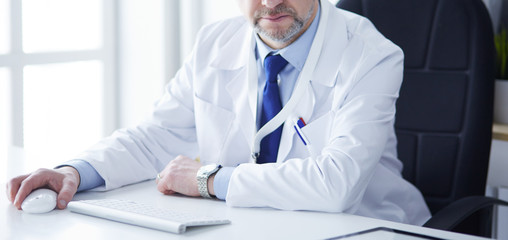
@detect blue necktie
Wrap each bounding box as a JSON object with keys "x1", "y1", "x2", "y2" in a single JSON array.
[{"x1": 258, "y1": 54, "x2": 288, "y2": 164}]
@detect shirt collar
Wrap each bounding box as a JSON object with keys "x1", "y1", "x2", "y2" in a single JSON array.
[{"x1": 255, "y1": 3, "x2": 321, "y2": 71}]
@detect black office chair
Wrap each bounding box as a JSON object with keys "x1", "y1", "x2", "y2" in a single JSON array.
[{"x1": 336, "y1": 0, "x2": 508, "y2": 237}]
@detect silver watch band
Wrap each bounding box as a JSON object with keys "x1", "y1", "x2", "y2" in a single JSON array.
[{"x1": 197, "y1": 164, "x2": 221, "y2": 198}]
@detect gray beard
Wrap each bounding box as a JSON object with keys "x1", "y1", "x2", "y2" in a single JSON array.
[{"x1": 254, "y1": 3, "x2": 315, "y2": 44}]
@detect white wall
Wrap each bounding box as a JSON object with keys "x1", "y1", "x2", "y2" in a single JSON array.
[
  {"x1": 487, "y1": 139, "x2": 508, "y2": 239},
  {"x1": 488, "y1": 140, "x2": 508, "y2": 189}
]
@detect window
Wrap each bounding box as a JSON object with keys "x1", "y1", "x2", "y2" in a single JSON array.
[
  {"x1": 1, "y1": 0, "x2": 115, "y2": 169},
  {"x1": 0, "y1": 0, "x2": 9, "y2": 54},
  {"x1": 0, "y1": 68, "x2": 9, "y2": 163},
  {"x1": 23, "y1": 61, "x2": 104, "y2": 164},
  {"x1": 22, "y1": 0, "x2": 103, "y2": 53}
]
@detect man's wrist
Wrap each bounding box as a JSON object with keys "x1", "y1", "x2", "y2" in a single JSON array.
[
  {"x1": 207, "y1": 172, "x2": 217, "y2": 197},
  {"x1": 56, "y1": 160, "x2": 105, "y2": 192},
  {"x1": 57, "y1": 166, "x2": 81, "y2": 187}
]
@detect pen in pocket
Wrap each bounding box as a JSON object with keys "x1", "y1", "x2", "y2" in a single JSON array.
[{"x1": 293, "y1": 117, "x2": 317, "y2": 158}]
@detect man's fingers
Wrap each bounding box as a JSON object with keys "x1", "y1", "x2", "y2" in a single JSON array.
[
  {"x1": 56, "y1": 181, "x2": 77, "y2": 209},
  {"x1": 6, "y1": 174, "x2": 28, "y2": 203},
  {"x1": 13, "y1": 174, "x2": 46, "y2": 209},
  {"x1": 53, "y1": 166, "x2": 80, "y2": 209},
  {"x1": 156, "y1": 156, "x2": 202, "y2": 197},
  {"x1": 164, "y1": 190, "x2": 176, "y2": 195},
  {"x1": 156, "y1": 178, "x2": 168, "y2": 194},
  {"x1": 156, "y1": 175, "x2": 176, "y2": 195}
]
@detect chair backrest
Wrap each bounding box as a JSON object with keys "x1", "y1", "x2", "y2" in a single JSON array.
[{"x1": 337, "y1": 0, "x2": 495, "y2": 214}]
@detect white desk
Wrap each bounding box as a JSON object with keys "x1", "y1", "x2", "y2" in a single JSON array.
[
  {"x1": 2, "y1": 182, "x2": 492, "y2": 239},
  {"x1": 1, "y1": 147, "x2": 490, "y2": 240}
]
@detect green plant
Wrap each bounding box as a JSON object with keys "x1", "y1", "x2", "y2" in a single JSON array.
[{"x1": 495, "y1": 29, "x2": 508, "y2": 79}]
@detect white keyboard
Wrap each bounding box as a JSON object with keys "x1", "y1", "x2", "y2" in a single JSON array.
[{"x1": 67, "y1": 199, "x2": 231, "y2": 234}]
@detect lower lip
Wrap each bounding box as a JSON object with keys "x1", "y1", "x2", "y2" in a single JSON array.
[{"x1": 261, "y1": 15, "x2": 290, "y2": 23}]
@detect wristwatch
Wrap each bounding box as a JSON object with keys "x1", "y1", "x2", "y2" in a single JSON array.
[{"x1": 196, "y1": 164, "x2": 222, "y2": 198}]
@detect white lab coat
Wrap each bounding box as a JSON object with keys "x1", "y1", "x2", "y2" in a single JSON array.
[{"x1": 76, "y1": 0, "x2": 431, "y2": 225}]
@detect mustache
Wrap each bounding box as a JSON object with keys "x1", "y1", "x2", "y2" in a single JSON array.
[{"x1": 253, "y1": 4, "x2": 297, "y2": 20}]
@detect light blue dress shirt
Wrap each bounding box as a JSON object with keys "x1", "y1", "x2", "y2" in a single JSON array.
[
  {"x1": 56, "y1": 159, "x2": 104, "y2": 192},
  {"x1": 64, "y1": 5, "x2": 321, "y2": 198}
]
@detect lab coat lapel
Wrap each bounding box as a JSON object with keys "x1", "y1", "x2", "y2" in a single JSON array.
[
  {"x1": 277, "y1": 0, "x2": 348, "y2": 162},
  {"x1": 311, "y1": 0, "x2": 348, "y2": 88},
  {"x1": 225, "y1": 67, "x2": 256, "y2": 154},
  {"x1": 210, "y1": 25, "x2": 258, "y2": 153}
]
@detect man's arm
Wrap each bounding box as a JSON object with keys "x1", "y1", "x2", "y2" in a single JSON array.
[{"x1": 56, "y1": 160, "x2": 105, "y2": 192}]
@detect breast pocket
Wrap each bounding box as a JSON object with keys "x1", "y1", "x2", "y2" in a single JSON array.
[
  {"x1": 299, "y1": 112, "x2": 334, "y2": 157},
  {"x1": 194, "y1": 94, "x2": 235, "y2": 164}
]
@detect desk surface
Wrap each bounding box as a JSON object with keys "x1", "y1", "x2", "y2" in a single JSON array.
[{"x1": 1, "y1": 180, "x2": 489, "y2": 240}]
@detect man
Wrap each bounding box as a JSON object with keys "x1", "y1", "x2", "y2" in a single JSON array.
[{"x1": 7, "y1": 0, "x2": 431, "y2": 225}]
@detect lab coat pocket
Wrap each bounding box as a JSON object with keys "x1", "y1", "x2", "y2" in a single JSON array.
[
  {"x1": 299, "y1": 112, "x2": 334, "y2": 156},
  {"x1": 194, "y1": 94, "x2": 235, "y2": 164}
]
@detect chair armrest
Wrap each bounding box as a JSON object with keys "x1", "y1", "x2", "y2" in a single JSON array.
[{"x1": 423, "y1": 196, "x2": 508, "y2": 231}]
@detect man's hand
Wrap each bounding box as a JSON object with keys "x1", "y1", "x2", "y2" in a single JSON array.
[
  {"x1": 156, "y1": 155, "x2": 211, "y2": 197},
  {"x1": 6, "y1": 167, "x2": 80, "y2": 210}
]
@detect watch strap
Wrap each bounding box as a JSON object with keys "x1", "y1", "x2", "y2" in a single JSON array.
[{"x1": 197, "y1": 164, "x2": 221, "y2": 198}]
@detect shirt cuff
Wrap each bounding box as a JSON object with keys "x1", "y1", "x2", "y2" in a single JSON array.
[
  {"x1": 213, "y1": 166, "x2": 235, "y2": 200},
  {"x1": 56, "y1": 159, "x2": 105, "y2": 192}
]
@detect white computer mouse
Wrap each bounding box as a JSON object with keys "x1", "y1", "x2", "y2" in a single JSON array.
[{"x1": 21, "y1": 188, "x2": 58, "y2": 214}]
